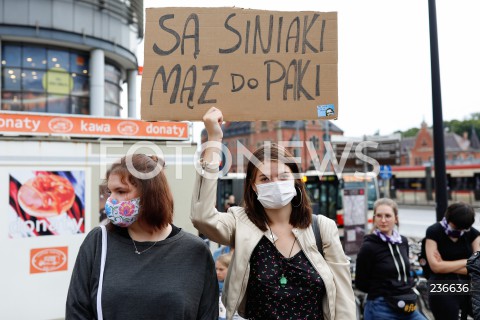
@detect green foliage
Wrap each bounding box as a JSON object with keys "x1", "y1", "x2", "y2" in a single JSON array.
[
  {"x1": 396, "y1": 113, "x2": 480, "y2": 139},
  {"x1": 444, "y1": 114, "x2": 480, "y2": 139},
  {"x1": 395, "y1": 127, "x2": 420, "y2": 138}
]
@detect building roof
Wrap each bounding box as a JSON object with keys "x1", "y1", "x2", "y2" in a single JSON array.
[
  {"x1": 401, "y1": 137, "x2": 416, "y2": 152},
  {"x1": 471, "y1": 127, "x2": 480, "y2": 150},
  {"x1": 444, "y1": 131, "x2": 471, "y2": 152},
  {"x1": 327, "y1": 121, "x2": 344, "y2": 133},
  {"x1": 402, "y1": 127, "x2": 480, "y2": 153}
]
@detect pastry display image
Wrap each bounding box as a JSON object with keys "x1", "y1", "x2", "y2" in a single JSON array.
[{"x1": 17, "y1": 173, "x2": 76, "y2": 218}]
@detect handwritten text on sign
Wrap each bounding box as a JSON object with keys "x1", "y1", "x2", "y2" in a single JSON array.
[{"x1": 142, "y1": 7, "x2": 337, "y2": 121}]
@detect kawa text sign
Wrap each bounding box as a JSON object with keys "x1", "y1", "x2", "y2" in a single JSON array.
[{"x1": 142, "y1": 7, "x2": 338, "y2": 121}]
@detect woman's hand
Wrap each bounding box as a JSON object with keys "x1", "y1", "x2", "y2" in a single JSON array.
[{"x1": 203, "y1": 107, "x2": 223, "y2": 142}]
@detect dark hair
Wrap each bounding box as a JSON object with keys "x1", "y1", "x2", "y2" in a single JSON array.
[
  {"x1": 445, "y1": 202, "x2": 475, "y2": 230},
  {"x1": 243, "y1": 143, "x2": 312, "y2": 231},
  {"x1": 106, "y1": 154, "x2": 173, "y2": 229}
]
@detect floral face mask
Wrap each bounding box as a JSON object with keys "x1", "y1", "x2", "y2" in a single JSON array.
[{"x1": 105, "y1": 197, "x2": 140, "y2": 227}]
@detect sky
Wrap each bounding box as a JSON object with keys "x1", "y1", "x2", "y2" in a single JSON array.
[{"x1": 133, "y1": 0, "x2": 480, "y2": 141}]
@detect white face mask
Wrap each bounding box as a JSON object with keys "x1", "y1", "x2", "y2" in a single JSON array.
[{"x1": 255, "y1": 180, "x2": 297, "y2": 209}]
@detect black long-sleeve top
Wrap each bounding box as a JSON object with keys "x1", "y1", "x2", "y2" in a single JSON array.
[
  {"x1": 66, "y1": 225, "x2": 218, "y2": 319},
  {"x1": 355, "y1": 234, "x2": 415, "y2": 299}
]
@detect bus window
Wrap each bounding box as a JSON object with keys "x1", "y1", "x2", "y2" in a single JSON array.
[
  {"x1": 305, "y1": 173, "x2": 341, "y2": 223},
  {"x1": 217, "y1": 173, "x2": 246, "y2": 211}
]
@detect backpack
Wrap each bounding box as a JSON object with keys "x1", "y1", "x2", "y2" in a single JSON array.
[
  {"x1": 417, "y1": 237, "x2": 432, "y2": 279},
  {"x1": 312, "y1": 214, "x2": 324, "y2": 257}
]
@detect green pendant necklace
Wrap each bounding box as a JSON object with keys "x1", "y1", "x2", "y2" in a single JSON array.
[{"x1": 267, "y1": 224, "x2": 297, "y2": 288}]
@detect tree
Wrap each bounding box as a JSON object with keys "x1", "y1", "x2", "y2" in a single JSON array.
[
  {"x1": 395, "y1": 127, "x2": 420, "y2": 138},
  {"x1": 395, "y1": 113, "x2": 480, "y2": 139},
  {"x1": 444, "y1": 114, "x2": 480, "y2": 139}
]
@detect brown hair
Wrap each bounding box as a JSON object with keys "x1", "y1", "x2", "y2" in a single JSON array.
[
  {"x1": 243, "y1": 143, "x2": 312, "y2": 231},
  {"x1": 373, "y1": 198, "x2": 399, "y2": 227},
  {"x1": 106, "y1": 154, "x2": 173, "y2": 229}
]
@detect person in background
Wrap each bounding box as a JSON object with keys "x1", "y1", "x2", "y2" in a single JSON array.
[
  {"x1": 216, "y1": 253, "x2": 232, "y2": 320},
  {"x1": 213, "y1": 244, "x2": 232, "y2": 262},
  {"x1": 191, "y1": 107, "x2": 355, "y2": 320},
  {"x1": 216, "y1": 253, "x2": 244, "y2": 320},
  {"x1": 356, "y1": 198, "x2": 426, "y2": 320},
  {"x1": 425, "y1": 202, "x2": 480, "y2": 319},
  {"x1": 66, "y1": 154, "x2": 218, "y2": 319},
  {"x1": 224, "y1": 194, "x2": 237, "y2": 211}
]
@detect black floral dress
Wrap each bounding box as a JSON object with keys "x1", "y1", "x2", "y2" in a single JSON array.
[{"x1": 245, "y1": 236, "x2": 325, "y2": 319}]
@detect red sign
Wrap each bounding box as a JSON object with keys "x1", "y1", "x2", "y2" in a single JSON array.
[
  {"x1": 0, "y1": 111, "x2": 189, "y2": 140},
  {"x1": 30, "y1": 246, "x2": 68, "y2": 274}
]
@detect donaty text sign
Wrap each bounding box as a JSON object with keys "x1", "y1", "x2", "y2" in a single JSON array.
[
  {"x1": 0, "y1": 111, "x2": 189, "y2": 140},
  {"x1": 142, "y1": 7, "x2": 338, "y2": 121}
]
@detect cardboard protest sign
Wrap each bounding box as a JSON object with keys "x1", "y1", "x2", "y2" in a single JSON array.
[{"x1": 142, "y1": 7, "x2": 337, "y2": 121}]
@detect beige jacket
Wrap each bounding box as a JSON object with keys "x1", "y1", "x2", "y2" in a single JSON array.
[{"x1": 191, "y1": 163, "x2": 356, "y2": 320}]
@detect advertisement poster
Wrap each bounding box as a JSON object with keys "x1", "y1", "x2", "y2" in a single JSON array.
[
  {"x1": 8, "y1": 170, "x2": 85, "y2": 238},
  {"x1": 343, "y1": 188, "x2": 366, "y2": 256}
]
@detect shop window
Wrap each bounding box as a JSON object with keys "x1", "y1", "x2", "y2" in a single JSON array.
[
  {"x1": 23, "y1": 93, "x2": 47, "y2": 112},
  {"x1": 47, "y1": 95, "x2": 70, "y2": 114},
  {"x1": 1, "y1": 91, "x2": 22, "y2": 111},
  {"x1": 70, "y1": 53, "x2": 89, "y2": 75},
  {"x1": 1, "y1": 43, "x2": 91, "y2": 115},
  {"x1": 2, "y1": 68, "x2": 21, "y2": 90},
  {"x1": 22, "y1": 70, "x2": 46, "y2": 92},
  {"x1": 48, "y1": 49, "x2": 69, "y2": 71},
  {"x1": 2, "y1": 46, "x2": 21, "y2": 67},
  {"x1": 22, "y1": 46, "x2": 46, "y2": 69}
]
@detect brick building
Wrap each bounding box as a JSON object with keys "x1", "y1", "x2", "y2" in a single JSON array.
[
  {"x1": 201, "y1": 120, "x2": 343, "y2": 172},
  {"x1": 401, "y1": 121, "x2": 480, "y2": 165}
]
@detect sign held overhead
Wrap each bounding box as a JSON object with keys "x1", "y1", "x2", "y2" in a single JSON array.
[{"x1": 142, "y1": 7, "x2": 338, "y2": 121}]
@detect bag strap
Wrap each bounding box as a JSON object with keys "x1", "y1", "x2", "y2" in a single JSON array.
[
  {"x1": 97, "y1": 225, "x2": 107, "y2": 320},
  {"x1": 312, "y1": 214, "x2": 324, "y2": 257}
]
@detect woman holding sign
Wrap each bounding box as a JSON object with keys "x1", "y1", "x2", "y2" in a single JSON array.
[{"x1": 191, "y1": 107, "x2": 355, "y2": 320}]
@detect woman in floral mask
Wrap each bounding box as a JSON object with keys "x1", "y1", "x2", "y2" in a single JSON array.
[
  {"x1": 425, "y1": 202, "x2": 480, "y2": 319},
  {"x1": 191, "y1": 107, "x2": 355, "y2": 320},
  {"x1": 67, "y1": 154, "x2": 218, "y2": 319}
]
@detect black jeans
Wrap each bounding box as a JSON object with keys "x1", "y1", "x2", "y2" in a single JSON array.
[{"x1": 429, "y1": 294, "x2": 472, "y2": 320}]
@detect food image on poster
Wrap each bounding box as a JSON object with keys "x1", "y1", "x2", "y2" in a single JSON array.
[
  {"x1": 8, "y1": 170, "x2": 85, "y2": 238},
  {"x1": 18, "y1": 174, "x2": 76, "y2": 218}
]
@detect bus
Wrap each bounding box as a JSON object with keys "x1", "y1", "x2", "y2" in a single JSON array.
[
  {"x1": 391, "y1": 164, "x2": 480, "y2": 205},
  {"x1": 216, "y1": 173, "x2": 246, "y2": 211},
  {"x1": 303, "y1": 171, "x2": 379, "y2": 227},
  {"x1": 217, "y1": 171, "x2": 380, "y2": 227}
]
